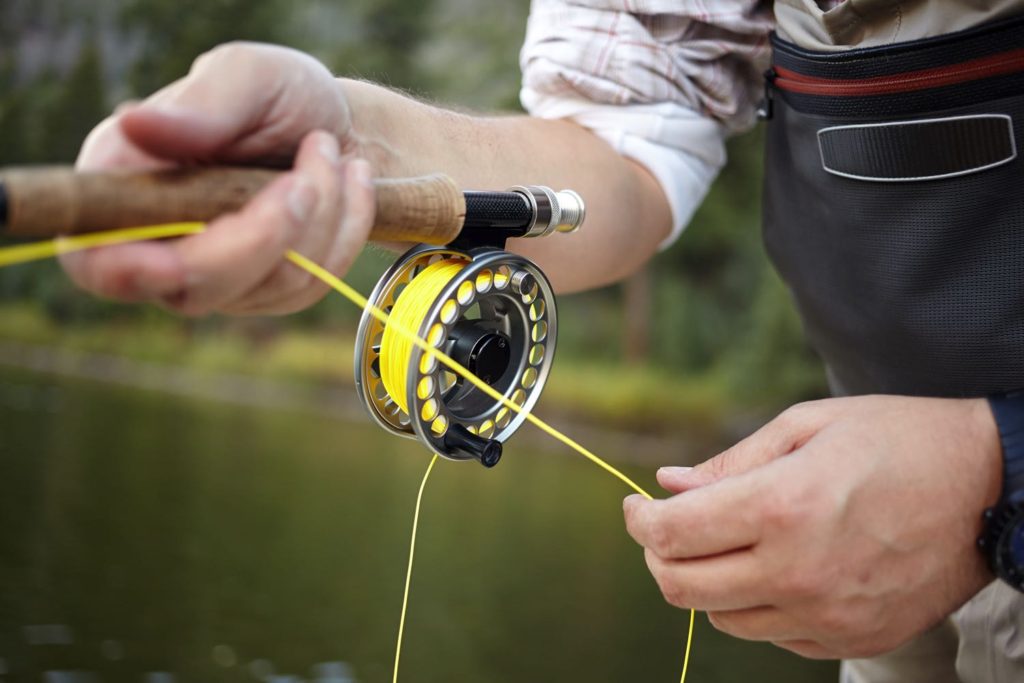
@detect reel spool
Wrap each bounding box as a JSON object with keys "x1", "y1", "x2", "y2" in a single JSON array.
[
  {"x1": 354, "y1": 185, "x2": 583, "y2": 467},
  {"x1": 355, "y1": 246, "x2": 557, "y2": 467}
]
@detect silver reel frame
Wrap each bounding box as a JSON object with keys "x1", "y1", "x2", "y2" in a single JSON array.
[{"x1": 354, "y1": 244, "x2": 557, "y2": 462}]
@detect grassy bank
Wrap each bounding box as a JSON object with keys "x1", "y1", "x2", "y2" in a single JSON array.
[{"x1": 0, "y1": 303, "x2": 748, "y2": 435}]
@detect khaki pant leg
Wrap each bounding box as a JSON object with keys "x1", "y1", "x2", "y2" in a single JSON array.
[
  {"x1": 840, "y1": 580, "x2": 1024, "y2": 683},
  {"x1": 840, "y1": 620, "x2": 960, "y2": 683},
  {"x1": 952, "y1": 580, "x2": 1024, "y2": 683}
]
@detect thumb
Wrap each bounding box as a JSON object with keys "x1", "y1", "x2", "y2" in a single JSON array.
[
  {"x1": 116, "y1": 44, "x2": 288, "y2": 163},
  {"x1": 657, "y1": 466, "x2": 710, "y2": 495},
  {"x1": 118, "y1": 106, "x2": 248, "y2": 163},
  {"x1": 672, "y1": 401, "x2": 833, "y2": 490}
]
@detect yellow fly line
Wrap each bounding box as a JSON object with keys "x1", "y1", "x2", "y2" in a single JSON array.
[
  {"x1": 379, "y1": 259, "x2": 467, "y2": 415},
  {"x1": 0, "y1": 222, "x2": 695, "y2": 683}
]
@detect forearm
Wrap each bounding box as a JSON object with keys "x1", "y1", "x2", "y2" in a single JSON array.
[{"x1": 341, "y1": 79, "x2": 672, "y2": 292}]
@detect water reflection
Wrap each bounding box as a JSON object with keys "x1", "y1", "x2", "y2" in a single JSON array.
[{"x1": 0, "y1": 367, "x2": 836, "y2": 682}]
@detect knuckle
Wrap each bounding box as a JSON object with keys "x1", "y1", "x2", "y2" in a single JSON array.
[
  {"x1": 265, "y1": 266, "x2": 316, "y2": 297},
  {"x1": 775, "y1": 567, "x2": 822, "y2": 601},
  {"x1": 777, "y1": 401, "x2": 814, "y2": 428},
  {"x1": 646, "y1": 519, "x2": 677, "y2": 557},
  {"x1": 812, "y1": 604, "x2": 854, "y2": 637},
  {"x1": 76, "y1": 116, "x2": 120, "y2": 169},
  {"x1": 760, "y1": 492, "x2": 798, "y2": 531},
  {"x1": 706, "y1": 611, "x2": 727, "y2": 632},
  {"x1": 192, "y1": 41, "x2": 259, "y2": 72},
  {"x1": 658, "y1": 581, "x2": 690, "y2": 609},
  {"x1": 249, "y1": 216, "x2": 291, "y2": 252},
  {"x1": 644, "y1": 551, "x2": 689, "y2": 608},
  {"x1": 706, "y1": 611, "x2": 742, "y2": 638},
  {"x1": 761, "y1": 483, "x2": 820, "y2": 535},
  {"x1": 700, "y1": 451, "x2": 731, "y2": 478}
]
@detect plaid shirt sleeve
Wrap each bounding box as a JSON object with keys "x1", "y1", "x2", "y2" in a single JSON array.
[{"x1": 520, "y1": 0, "x2": 774, "y2": 247}]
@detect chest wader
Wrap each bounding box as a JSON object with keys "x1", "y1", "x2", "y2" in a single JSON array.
[{"x1": 762, "y1": 15, "x2": 1024, "y2": 397}]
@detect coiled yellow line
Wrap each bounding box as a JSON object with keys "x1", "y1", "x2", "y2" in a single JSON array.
[
  {"x1": 0, "y1": 223, "x2": 695, "y2": 683},
  {"x1": 380, "y1": 258, "x2": 466, "y2": 415}
]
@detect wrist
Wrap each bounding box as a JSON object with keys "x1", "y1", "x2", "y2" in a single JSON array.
[
  {"x1": 970, "y1": 397, "x2": 1005, "y2": 510},
  {"x1": 339, "y1": 78, "x2": 470, "y2": 180},
  {"x1": 979, "y1": 392, "x2": 1024, "y2": 590},
  {"x1": 337, "y1": 78, "x2": 406, "y2": 175}
]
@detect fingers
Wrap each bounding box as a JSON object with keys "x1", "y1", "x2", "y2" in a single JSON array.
[
  {"x1": 772, "y1": 640, "x2": 835, "y2": 659},
  {"x1": 60, "y1": 242, "x2": 185, "y2": 302},
  {"x1": 645, "y1": 548, "x2": 767, "y2": 611},
  {"x1": 117, "y1": 45, "x2": 279, "y2": 163},
  {"x1": 624, "y1": 473, "x2": 763, "y2": 559},
  {"x1": 65, "y1": 129, "x2": 369, "y2": 316},
  {"x1": 217, "y1": 132, "x2": 343, "y2": 312},
  {"x1": 82, "y1": 43, "x2": 330, "y2": 172},
  {"x1": 220, "y1": 135, "x2": 375, "y2": 315},
  {"x1": 162, "y1": 172, "x2": 315, "y2": 315},
  {"x1": 670, "y1": 402, "x2": 835, "y2": 490},
  {"x1": 121, "y1": 43, "x2": 345, "y2": 166},
  {"x1": 77, "y1": 113, "x2": 173, "y2": 172},
  {"x1": 77, "y1": 44, "x2": 280, "y2": 170},
  {"x1": 243, "y1": 157, "x2": 374, "y2": 314},
  {"x1": 118, "y1": 106, "x2": 249, "y2": 164},
  {"x1": 657, "y1": 466, "x2": 708, "y2": 494},
  {"x1": 707, "y1": 607, "x2": 804, "y2": 642},
  {"x1": 324, "y1": 158, "x2": 375, "y2": 278}
]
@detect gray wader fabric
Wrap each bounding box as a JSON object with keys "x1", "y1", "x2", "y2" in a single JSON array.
[
  {"x1": 841, "y1": 581, "x2": 1024, "y2": 683},
  {"x1": 761, "y1": 14, "x2": 1024, "y2": 682}
]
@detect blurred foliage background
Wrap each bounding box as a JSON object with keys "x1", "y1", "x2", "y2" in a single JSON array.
[{"x1": 0, "y1": 0, "x2": 827, "y2": 435}]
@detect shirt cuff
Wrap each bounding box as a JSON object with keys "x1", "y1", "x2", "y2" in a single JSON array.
[{"x1": 521, "y1": 90, "x2": 727, "y2": 249}]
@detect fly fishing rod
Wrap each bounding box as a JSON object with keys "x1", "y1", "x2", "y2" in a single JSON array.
[{"x1": 0, "y1": 166, "x2": 586, "y2": 468}]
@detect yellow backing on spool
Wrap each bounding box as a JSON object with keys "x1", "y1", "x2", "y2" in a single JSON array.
[{"x1": 380, "y1": 259, "x2": 466, "y2": 414}]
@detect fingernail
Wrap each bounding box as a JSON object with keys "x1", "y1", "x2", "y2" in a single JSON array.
[
  {"x1": 658, "y1": 466, "x2": 693, "y2": 476},
  {"x1": 287, "y1": 177, "x2": 317, "y2": 223},
  {"x1": 350, "y1": 159, "x2": 373, "y2": 189},
  {"x1": 318, "y1": 133, "x2": 341, "y2": 166}
]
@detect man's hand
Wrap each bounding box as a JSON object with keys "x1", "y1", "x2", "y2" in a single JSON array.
[
  {"x1": 66, "y1": 42, "x2": 375, "y2": 316},
  {"x1": 624, "y1": 395, "x2": 1003, "y2": 659}
]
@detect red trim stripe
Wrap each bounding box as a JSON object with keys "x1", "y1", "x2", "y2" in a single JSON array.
[{"x1": 774, "y1": 47, "x2": 1024, "y2": 96}]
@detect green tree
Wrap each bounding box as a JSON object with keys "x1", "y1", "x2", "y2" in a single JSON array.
[
  {"x1": 37, "y1": 35, "x2": 108, "y2": 163},
  {"x1": 120, "y1": 0, "x2": 293, "y2": 96},
  {"x1": 328, "y1": 0, "x2": 437, "y2": 91}
]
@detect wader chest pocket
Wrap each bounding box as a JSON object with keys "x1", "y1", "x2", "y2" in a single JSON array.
[{"x1": 818, "y1": 115, "x2": 1017, "y2": 182}]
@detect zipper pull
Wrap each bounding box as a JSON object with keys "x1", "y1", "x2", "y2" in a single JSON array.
[{"x1": 757, "y1": 67, "x2": 776, "y2": 120}]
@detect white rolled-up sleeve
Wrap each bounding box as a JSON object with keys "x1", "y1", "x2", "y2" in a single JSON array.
[{"x1": 520, "y1": 0, "x2": 773, "y2": 248}]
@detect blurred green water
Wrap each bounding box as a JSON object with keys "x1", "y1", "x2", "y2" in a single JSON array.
[{"x1": 0, "y1": 367, "x2": 836, "y2": 683}]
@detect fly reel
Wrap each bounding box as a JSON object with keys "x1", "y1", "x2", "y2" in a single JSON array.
[
  {"x1": 354, "y1": 185, "x2": 585, "y2": 467},
  {"x1": 0, "y1": 167, "x2": 583, "y2": 466}
]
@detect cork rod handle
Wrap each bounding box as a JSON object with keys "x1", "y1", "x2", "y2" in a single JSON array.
[{"x1": 0, "y1": 167, "x2": 467, "y2": 245}]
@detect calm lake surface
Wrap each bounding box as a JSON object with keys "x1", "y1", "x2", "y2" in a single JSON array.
[{"x1": 0, "y1": 365, "x2": 837, "y2": 683}]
